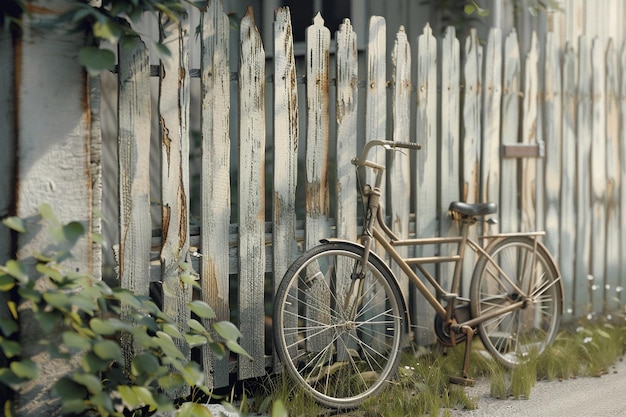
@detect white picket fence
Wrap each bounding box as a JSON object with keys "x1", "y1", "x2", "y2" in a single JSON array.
[{"x1": 115, "y1": 2, "x2": 626, "y2": 388}]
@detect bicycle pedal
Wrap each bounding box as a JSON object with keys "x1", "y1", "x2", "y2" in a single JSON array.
[{"x1": 449, "y1": 375, "x2": 475, "y2": 387}]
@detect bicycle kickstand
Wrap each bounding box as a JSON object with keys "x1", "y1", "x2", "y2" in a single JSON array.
[{"x1": 449, "y1": 325, "x2": 476, "y2": 387}]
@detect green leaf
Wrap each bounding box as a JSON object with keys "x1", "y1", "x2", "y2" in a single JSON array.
[
  {"x1": 82, "y1": 351, "x2": 111, "y2": 373},
  {"x1": 0, "y1": 274, "x2": 16, "y2": 291},
  {"x1": 42, "y1": 291, "x2": 70, "y2": 310},
  {"x1": 63, "y1": 221, "x2": 85, "y2": 245},
  {"x1": 188, "y1": 300, "x2": 216, "y2": 319},
  {"x1": 213, "y1": 321, "x2": 242, "y2": 342},
  {"x1": 187, "y1": 318, "x2": 207, "y2": 334},
  {"x1": 92, "y1": 19, "x2": 123, "y2": 43},
  {"x1": 62, "y1": 331, "x2": 92, "y2": 350},
  {"x1": 226, "y1": 340, "x2": 253, "y2": 360},
  {"x1": 0, "y1": 338, "x2": 21, "y2": 358},
  {"x1": 132, "y1": 386, "x2": 158, "y2": 408},
  {"x1": 72, "y1": 372, "x2": 102, "y2": 394},
  {"x1": 184, "y1": 333, "x2": 206, "y2": 348},
  {"x1": 131, "y1": 352, "x2": 160, "y2": 376},
  {"x1": 113, "y1": 288, "x2": 143, "y2": 309},
  {"x1": 90, "y1": 317, "x2": 121, "y2": 336},
  {"x1": 181, "y1": 362, "x2": 204, "y2": 387},
  {"x1": 10, "y1": 359, "x2": 39, "y2": 379},
  {"x1": 2, "y1": 216, "x2": 25, "y2": 233},
  {"x1": 118, "y1": 385, "x2": 141, "y2": 409},
  {"x1": 0, "y1": 318, "x2": 18, "y2": 336},
  {"x1": 35, "y1": 264, "x2": 64, "y2": 282},
  {"x1": 162, "y1": 322, "x2": 183, "y2": 339},
  {"x1": 157, "y1": 372, "x2": 185, "y2": 391},
  {"x1": 38, "y1": 203, "x2": 58, "y2": 224},
  {"x1": 176, "y1": 402, "x2": 213, "y2": 417},
  {"x1": 155, "y1": 331, "x2": 185, "y2": 361},
  {"x1": 53, "y1": 377, "x2": 88, "y2": 402},
  {"x1": 464, "y1": 4, "x2": 476, "y2": 15},
  {"x1": 209, "y1": 342, "x2": 226, "y2": 359},
  {"x1": 0, "y1": 368, "x2": 25, "y2": 386},
  {"x1": 93, "y1": 339, "x2": 122, "y2": 361},
  {"x1": 6, "y1": 260, "x2": 28, "y2": 284},
  {"x1": 78, "y1": 46, "x2": 116, "y2": 74}
]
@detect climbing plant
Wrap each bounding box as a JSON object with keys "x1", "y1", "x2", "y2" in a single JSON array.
[{"x1": 0, "y1": 204, "x2": 249, "y2": 416}]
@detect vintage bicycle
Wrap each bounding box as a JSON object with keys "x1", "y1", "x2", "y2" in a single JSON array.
[{"x1": 272, "y1": 139, "x2": 563, "y2": 409}]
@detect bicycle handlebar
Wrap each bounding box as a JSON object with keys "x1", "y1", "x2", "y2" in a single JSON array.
[{"x1": 352, "y1": 139, "x2": 422, "y2": 167}]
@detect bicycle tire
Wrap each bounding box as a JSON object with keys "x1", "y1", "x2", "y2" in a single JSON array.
[
  {"x1": 273, "y1": 241, "x2": 405, "y2": 409},
  {"x1": 470, "y1": 236, "x2": 562, "y2": 367}
]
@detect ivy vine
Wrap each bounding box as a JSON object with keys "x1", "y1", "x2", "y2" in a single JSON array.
[
  {"x1": 0, "y1": 0, "x2": 205, "y2": 73},
  {"x1": 0, "y1": 204, "x2": 250, "y2": 416}
]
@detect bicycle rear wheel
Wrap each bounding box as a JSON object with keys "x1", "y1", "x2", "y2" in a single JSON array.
[
  {"x1": 273, "y1": 241, "x2": 405, "y2": 409},
  {"x1": 470, "y1": 236, "x2": 562, "y2": 367}
]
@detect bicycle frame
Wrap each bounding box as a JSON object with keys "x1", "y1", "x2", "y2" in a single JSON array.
[{"x1": 353, "y1": 141, "x2": 555, "y2": 336}]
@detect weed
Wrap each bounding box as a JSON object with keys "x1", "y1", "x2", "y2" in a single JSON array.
[{"x1": 250, "y1": 322, "x2": 626, "y2": 416}]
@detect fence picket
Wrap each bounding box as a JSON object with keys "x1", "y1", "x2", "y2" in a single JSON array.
[
  {"x1": 575, "y1": 35, "x2": 592, "y2": 316},
  {"x1": 560, "y1": 43, "x2": 577, "y2": 321},
  {"x1": 305, "y1": 13, "x2": 331, "y2": 248},
  {"x1": 501, "y1": 30, "x2": 521, "y2": 233},
  {"x1": 414, "y1": 23, "x2": 437, "y2": 343},
  {"x1": 336, "y1": 18, "x2": 358, "y2": 241},
  {"x1": 200, "y1": 0, "x2": 231, "y2": 388},
  {"x1": 590, "y1": 37, "x2": 607, "y2": 314},
  {"x1": 365, "y1": 16, "x2": 387, "y2": 185},
  {"x1": 237, "y1": 7, "x2": 266, "y2": 379},
  {"x1": 272, "y1": 6, "x2": 299, "y2": 373},
  {"x1": 481, "y1": 27, "x2": 502, "y2": 231},
  {"x1": 520, "y1": 32, "x2": 538, "y2": 233},
  {"x1": 158, "y1": 11, "x2": 192, "y2": 392},
  {"x1": 543, "y1": 32, "x2": 562, "y2": 258},
  {"x1": 461, "y1": 29, "x2": 481, "y2": 295},
  {"x1": 439, "y1": 26, "x2": 460, "y2": 301},
  {"x1": 117, "y1": 37, "x2": 152, "y2": 365},
  {"x1": 390, "y1": 26, "x2": 411, "y2": 304},
  {"x1": 605, "y1": 40, "x2": 620, "y2": 312}
]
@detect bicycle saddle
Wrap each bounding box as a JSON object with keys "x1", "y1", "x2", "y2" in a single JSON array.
[{"x1": 448, "y1": 201, "x2": 497, "y2": 217}]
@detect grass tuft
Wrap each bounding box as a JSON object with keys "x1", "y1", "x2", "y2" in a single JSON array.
[{"x1": 247, "y1": 321, "x2": 626, "y2": 416}]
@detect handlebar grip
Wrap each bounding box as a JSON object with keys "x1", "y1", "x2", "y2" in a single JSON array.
[{"x1": 388, "y1": 141, "x2": 422, "y2": 150}]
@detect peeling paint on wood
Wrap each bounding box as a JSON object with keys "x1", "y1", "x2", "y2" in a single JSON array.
[
  {"x1": 305, "y1": 12, "x2": 331, "y2": 248},
  {"x1": 336, "y1": 18, "x2": 358, "y2": 242},
  {"x1": 273, "y1": 7, "x2": 298, "y2": 372},
  {"x1": 501, "y1": 30, "x2": 520, "y2": 234},
  {"x1": 200, "y1": 0, "x2": 231, "y2": 389},
  {"x1": 238, "y1": 6, "x2": 266, "y2": 380},
  {"x1": 439, "y1": 25, "x2": 460, "y2": 305},
  {"x1": 158, "y1": 9, "x2": 192, "y2": 397},
  {"x1": 365, "y1": 16, "x2": 386, "y2": 187},
  {"x1": 390, "y1": 26, "x2": 411, "y2": 304}
]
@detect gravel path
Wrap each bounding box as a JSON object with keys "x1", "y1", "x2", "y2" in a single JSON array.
[{"x1": 447, "y1": 358, "x2": 626, "y2": 416}]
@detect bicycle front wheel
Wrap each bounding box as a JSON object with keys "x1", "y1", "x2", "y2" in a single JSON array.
[
  {"x1": 273, "y1": 241, "x2": 405, "y2": 409},
  {"x1": 470, "y1": 236, "x2": 562, "y2": 367}
]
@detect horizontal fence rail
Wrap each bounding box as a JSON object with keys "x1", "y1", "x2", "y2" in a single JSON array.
[{"x1": 115, "y1": 1, "x2": 626, "y2": 389}]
